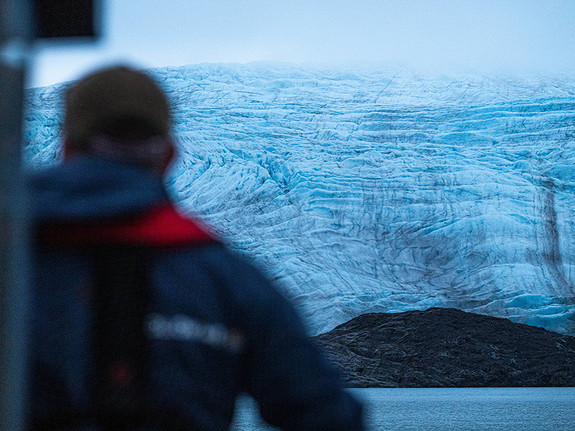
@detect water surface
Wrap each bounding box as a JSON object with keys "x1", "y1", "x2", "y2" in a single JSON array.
[{"x1": 231, "y1": 387, "x2": 575, "y2": 430}]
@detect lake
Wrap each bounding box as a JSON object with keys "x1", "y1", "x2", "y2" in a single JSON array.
[{"x1": 231, "y1": 387, "x2": 575, "y2": 430}]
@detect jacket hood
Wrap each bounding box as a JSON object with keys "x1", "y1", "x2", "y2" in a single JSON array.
[{"x1": 29, "y1": 156, "x2": 170, "y2": 223}]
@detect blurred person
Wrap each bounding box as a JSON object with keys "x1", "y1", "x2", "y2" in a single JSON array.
[{"x1": 27, "y1": 66, "x2": 363, "y2": 431}]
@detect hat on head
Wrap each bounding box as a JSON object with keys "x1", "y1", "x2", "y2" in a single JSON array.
[{"x1": 64, "y1": 66, "x2": 172, "y2": 150}]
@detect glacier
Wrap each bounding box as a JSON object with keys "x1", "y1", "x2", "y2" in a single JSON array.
[{"x1": 25, "y1": 63, "x2": 575, "y2": 335}]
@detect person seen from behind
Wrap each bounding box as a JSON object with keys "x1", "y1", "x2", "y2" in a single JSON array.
[{"x1": 27, "y1": 65, "x2": 364, "y2": 431}]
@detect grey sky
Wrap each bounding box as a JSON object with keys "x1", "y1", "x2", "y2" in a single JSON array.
[{"x1": 31, "y1": 0, "x2": 575, "y2": 87}]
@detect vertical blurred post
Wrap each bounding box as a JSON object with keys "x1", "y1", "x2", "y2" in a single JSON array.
[
  {"x1": 0, "y1": 0, "x2": 33, "y2": 430},
  {"x1": 1, "y1": 2, "x2": 98, "y2": 430}
]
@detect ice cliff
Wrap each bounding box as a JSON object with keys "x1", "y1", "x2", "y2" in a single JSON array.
[{"x1": 25, "y1": 63, "x2": 575, "y2": 335}]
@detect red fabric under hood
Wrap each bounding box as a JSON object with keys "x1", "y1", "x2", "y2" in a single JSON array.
[{"x1": 37, "y1": 204, "x2": 216, "y2": 247}]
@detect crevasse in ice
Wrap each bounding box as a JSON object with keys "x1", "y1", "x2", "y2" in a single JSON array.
[{"x1": 25, "y1": 63, "x2": 575, "y2": 335}]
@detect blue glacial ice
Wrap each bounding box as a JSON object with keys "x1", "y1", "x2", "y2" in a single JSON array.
[{"x1": 25, "y1": 63, "x2": 575, "y2": 335}]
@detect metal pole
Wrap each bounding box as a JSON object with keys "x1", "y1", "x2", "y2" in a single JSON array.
[{"x1": 0, "y1": 1, "x2": 33, "y2": 430}]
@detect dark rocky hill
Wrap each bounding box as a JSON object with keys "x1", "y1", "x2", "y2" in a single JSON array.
[{"x1": 314, "y1": 308, "x2": 575, "y2": 387}]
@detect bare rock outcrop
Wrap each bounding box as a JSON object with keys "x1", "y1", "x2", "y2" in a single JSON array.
[{"x1": 315, "y1": 308, "x2": 575, "y2": 387}]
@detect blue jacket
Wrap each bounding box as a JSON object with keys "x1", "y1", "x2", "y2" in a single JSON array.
[{"x1": 28, "y1": 156, "x2": 363, "y2": 431}]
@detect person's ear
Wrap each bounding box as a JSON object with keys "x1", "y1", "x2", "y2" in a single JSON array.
[
  {"x1": 62, "y1": 138, "x2": 76, "y2": 160},
  {"x1": 160, "y1": 139, "x2": 177, "y2": 175}
]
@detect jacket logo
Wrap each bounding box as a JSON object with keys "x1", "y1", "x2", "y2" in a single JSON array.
[{"x1": 146, "y1": 313, "x2": 245, "y2": 353}]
